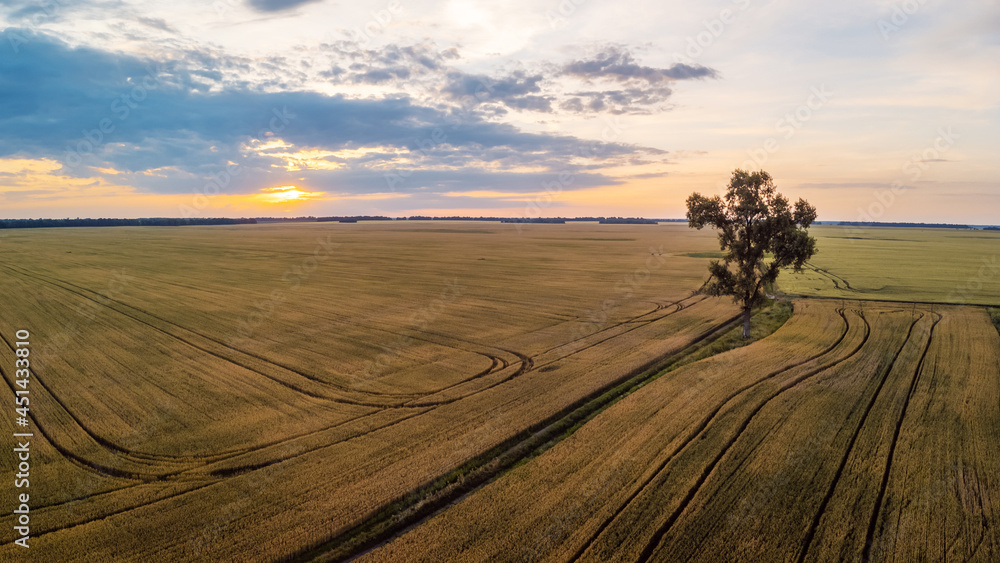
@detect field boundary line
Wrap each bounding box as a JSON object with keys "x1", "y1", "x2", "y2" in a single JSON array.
[
  {"x1": 795, "y1": 314, "x2": 925, "y2": 562},
  {"x1": 795, "y1": 293, "x2": 1000, "y2": 309},
  {"x1": 288, "y1": 313, "x2": 744, "y2": 562},
  {"x1": 570, "y1": 306, "x2": 857, "y2": 561},
  {"x1": 0, "y1": 264, "x2": 412, "y2": 404},
  {"x1": 630, "y1": 309, "x2": 873, "y2": 562},
  {"x1": 862, "y1": 312, "x2": 941, "y2": 559}
]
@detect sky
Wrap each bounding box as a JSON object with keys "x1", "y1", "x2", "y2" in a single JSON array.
[{"x1": 0, "y1": 0, "x2": 997, "y2": 222}]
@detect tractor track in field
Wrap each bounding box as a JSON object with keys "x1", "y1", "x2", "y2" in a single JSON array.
[
  {"x1": 2, "y1": 263, "x2": 700, "y2": 413},
  {"x1": 5, "y1": 264, "x2": 696, "y2": 483},
  {"x1": 0, "y1": 331, "x2": 208, "y2": 475},
  {"x1": 862, "y1": 313, "x2": 942, "y2": 560},
  {"x1": 0, "y1": 263, "x2": 415, "y2": 405},
  {"x1": 401, "y1": 350, "x2": 533, "y2": 407},
  {"x1": 18, "y1": 408, "x2": 438, "y2": 541},
  {"x1": 535, "y1": 295, "x2": 704, "y2": 358},
  {"x1": 0, "y1": 299, "x2": 512, "y2": 484},
  {"x1": 276, "y1": 307, "x2": 738, "y2": 560},
  {"x1": 403, "y1": 293, "x2": 699, "y2": 394},
  {"x1": 291, "y1": 312, "x2": 745, "y2": 563},
  {"x1": 566, "y1": 307, "x2": 863, "y2": 562},
  {"x1": 0, "y1": 260, "x2": 734, "y2": 551},
  {"x1": 814, "y1": 268, "x2": 845, "y2": 291},
  {"x1": 2, "y1": 331, "x2": 422, "y2": 480},
  {"x1": 20, "y1": 481, "x2": 222, "y2": 541},
  {"x1": 795, "y1": 313, "x2": 927, "y2": 563},
  {"x1": 42, "y1": 261, "x2": 525, "y2": 403},
  {"x1": 0, "y1": 300, "x2": 433, "y2": 470},
  {"x1": 0, "y1": 358, "x2": 152, "y2": 481},
  {"x1": 1, "y1": 263, "x2": 532, "y2": 409},
  {"x1": 806, "y1": 262, "x2": 858, "y2": 292},
  {"x1": 31, "y1": 482, "x2": 146, "y2": 512},
  {"x1": 3, "y1": 327, "x2": 363, "y2": 481},
  {"x1": 0, "y1": 263, "x2": 515, "y2": 403},
  {"x1": 408, "y1": 297, "x2": 705, "y2": 408},
  {"x1": 633, "y1": 308, "x2": 885, "y2": 563},
  {"x1": 232, "y1": 304, "x2": 520, "y2": 398},
  {"x1": 0, "y1": 312, "x2": 435, "y2": 483},
  {"x1": 0, "y1": 262, "x2": 538, "y2": 453},
  {"x1": 6, "y1": 302, "x2": 715, "y2": 533},
  {"x1": 0, "y1": 270, "x2": 724, "y2": 540}
]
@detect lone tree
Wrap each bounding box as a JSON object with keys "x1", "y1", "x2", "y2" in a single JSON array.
[{"x1": 686, "y1": 169, "x2": 817, "y2": 338}]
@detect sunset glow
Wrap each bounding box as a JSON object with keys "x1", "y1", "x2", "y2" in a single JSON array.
[
  {"x1": 0, "y1": 1, "x2": 995, "y2": 223},
  {"x1": 256, "y1": 186, "x2": 324, "y2": 204}
]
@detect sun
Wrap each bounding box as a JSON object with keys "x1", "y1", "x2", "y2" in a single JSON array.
[
  {"x1": 258, "y1": 185, "x2": 320, "y2": 204},
  {"x1": 446, "y1": 0, "x2": 489, "y2": 27}
]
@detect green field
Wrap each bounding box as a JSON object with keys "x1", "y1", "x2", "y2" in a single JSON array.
[
  {"x1": 777, "y1": 226, "x2": 1000, "y2": 306},
  {"x1": 0, "y1": 222, "x2": 997, "y2": 561}
]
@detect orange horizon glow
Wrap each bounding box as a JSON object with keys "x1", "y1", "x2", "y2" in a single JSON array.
[
  {"x1": 254, "y1": 186, "x2": 325, "y2": 204},
  {"x1": 0, "y1": 154, "x2": 997, "y2": 224}
]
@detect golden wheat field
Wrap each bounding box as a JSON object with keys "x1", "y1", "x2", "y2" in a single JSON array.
[
  {"x1": 0, "y1": 222, "x2": 997, "y2": 562},
  {"x1": 361, "y1": 299, "x2": 1000, "y2": 562}
]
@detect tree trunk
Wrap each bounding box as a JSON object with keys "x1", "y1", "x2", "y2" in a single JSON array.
[{"x1": 742, "y1": 307, "x2": 752, "y2": 339}]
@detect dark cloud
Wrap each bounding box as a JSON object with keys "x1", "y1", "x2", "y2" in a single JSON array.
[
  {"x1": 300, "y1": 168, "x2": 622, "y2": 196},
  {"x1": 559, "y1": 98, "x2": 585, "y2": 113},
  {"x1": 563, "y1": 46, "x2": 717, "y2": 83},
  {"x1": 318, "y1": 42, "x2": 460, "y2": 86},
  {"x1": 350, "y1": 67, "x2": 411, "y2": 84},
  {"x1": 0, "y1": 29, "x2": 660, "y2": 197},
  {"x1": 562, "y1": 87, "x2": 674, "y2": 114},
  {"x1": 555, "y1": 46, "x2": 717, "y2": 113},
  {"x1": 441, "y1": 70, "x2": 553, "y2": 113},
  {"x1": 661, "y1": 63, "x2": 719, "y2": 80},
  {"x1": 135, "y1": 17, "x2": 174, "y2": 32},
  {"x1": 246, "y1": 0, "x2": 321, "y2": 13},
  {"x1": 1, "y1": 0, "x2": 131, "y2": 25},
  {"x1": 625, "y1": 171, "x2": 669, "y2": 180},
  {"x1": 794, "y1": 182, "x2": 902, "y2": 190},
  {"x1": 317, "y1": 42, "x2": 707, "y2": 115}
]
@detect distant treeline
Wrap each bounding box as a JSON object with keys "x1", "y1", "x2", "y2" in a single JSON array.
[
  {"x1": 409, "y1": 216, "x2": 658, "y2": 224},
  {"x1": 984, "y1": 226, "x2": 1000, "y2": 231},
  {"x1": 498, "y1": 217, "x2": 659, "y2": 224},
  {"x1": 593, "y1": 217, "x2": 659, "y2": 224},
  {"x1": 255, "y1": 217, "x2": 318, "y2": 223},
  {"x1": 834, "y1": 221, "x2": 971, "y2": 229},
  {"x1": 0, "y1": 217, "x2": 257, "y2": 229},
  {"x1": 407, "y1": 216, "x2": 503, "y2": 221},
  {"x1": 317, "y1": 216, "x2": 393, "y2": 223},
  {"x1": 314, "y1": 216, "x2": 661, "y2": 224},
  {"x1": 500, "y1": 218, "x2": 565, "y2": 224},
  {"x1": 0, "y1": 215, "x2": 664, "y2": 228},
  {"x1": 7, "y1": 216, "x2": 984, "y2": 230}
]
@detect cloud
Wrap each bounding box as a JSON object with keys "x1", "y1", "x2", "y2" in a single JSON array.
[
  {"x1": 561, "y1": 87, "x2": 674, "y2": 114},
  {"x1": 318, "y1": 41, "x2": 460, "y2": 86},
  {"x1": 350, "y1": 66, "x2": 411, "y2": 84},
  {"x1": 318, "y1": 43, "x2": 707, "y2": 116},
  {"x1": 136, "y1": 17, "x2": 175, "y2": 32},
  {"x1": 246, "y1": 0, "x2": 322, "y2": 13},
  {"x1": 312, "y1": 42, "x2": 711, "y2": 116},
  {"x1": 563, "y1": 46, "x2": 717, "y2": 83},
  {"x1": 794, "y1": 182, "x2": 907, "y2": 191},
  {"x1": 0, "y1": 29, "x2": 663, "y2": 198},
  {"x1": 441, "y1": 70, "x2": 553, "y2": 113},
  {"x1": 553, "y1": 45, "x2": 718, "y2": 114},
  {"x1": 0, "y1": 0, "x2": 139, "y2": 27}
]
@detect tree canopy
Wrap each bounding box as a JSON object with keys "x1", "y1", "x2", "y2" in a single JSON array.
[{"x1": 686, "y1": 169, "x2": 817, "y2": 337}]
